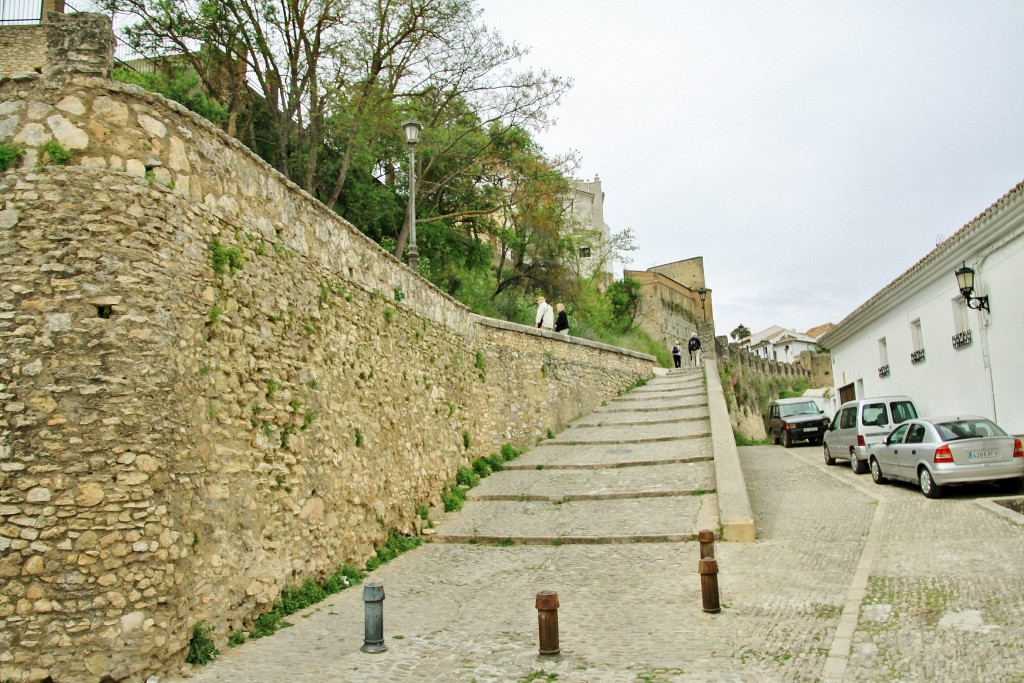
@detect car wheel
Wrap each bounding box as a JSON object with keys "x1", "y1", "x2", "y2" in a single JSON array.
[
  {"x1": 919, "y1": 468, "x2": 942, "y2": 499},
  {"x1": 783, "y1": 431, "x2": 792, "y2": 448},
  {"x1": 823, "y1": 444, "x2": 836, "y2": 466},
  {"x1": 850, "y1": 451, "x2": 867, "y2": 475},
  {"x1": 869, "y1": 457, "x2": 886, "y2": 484}
]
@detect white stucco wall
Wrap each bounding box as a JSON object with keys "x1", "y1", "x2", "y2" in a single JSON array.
[{"x1": 825, "y1": 183, "x2": 1024, "y2": 434}]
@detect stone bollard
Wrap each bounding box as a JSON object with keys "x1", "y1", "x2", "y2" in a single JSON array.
[
  {"x1": 360, "y1": 582, "x2": 387, "y2": 653},
  {"x1": 536, "y1": 590, "x2": 560, "y2": 657},
  {"x1": 698, "y1": 558, "x2": 721, "y2": 613},
  {"x1": 698, "y1": 528, "x2": 715, "y2": 559}
]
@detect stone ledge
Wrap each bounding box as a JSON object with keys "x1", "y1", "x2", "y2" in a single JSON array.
[
  {"x1": 472, "y1": 314, "x2": 657, "y2": 362},
  {"x1": 704, "y1": 358, "x2": 756, "y2": 543}
]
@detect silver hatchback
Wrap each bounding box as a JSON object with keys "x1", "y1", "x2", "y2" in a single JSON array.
[{"x1": 868, "y1": 416, "x2": 1024, "y2": 498}]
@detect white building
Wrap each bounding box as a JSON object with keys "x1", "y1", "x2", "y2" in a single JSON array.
[
  {"x1": 742, "y1": 325, "x2": 819, "y2": 364},
  {"x1": 820, "y1": 180, "x2": 1024, "y2": 434},
  {"x1": 566, "y1": 176, "x2": 614, "y2": 284}
]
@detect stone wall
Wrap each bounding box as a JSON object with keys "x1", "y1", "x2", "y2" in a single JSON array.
[
  {"x1": 0, "y1": 15, "x2": 654, "y2": 683},
  {"x1": 0, "y1": 25, "x2": 47, "y2": 76},
  {"x1": 716, "y1": 339, "x2": 813, "y2": 440}
]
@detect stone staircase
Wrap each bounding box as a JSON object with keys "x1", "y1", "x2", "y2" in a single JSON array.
[{"x1": 431, "y1": 367, "x2": 720, "y2": 545}]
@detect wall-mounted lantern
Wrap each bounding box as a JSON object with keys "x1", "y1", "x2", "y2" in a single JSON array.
[
  {"x1": 698, "y1": 287, "x2": 707, "y2": 322},
  {"x1": 954, "y1": 262, "x2": 990, "y2": 312}
]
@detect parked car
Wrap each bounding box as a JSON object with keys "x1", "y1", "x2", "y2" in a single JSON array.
[
  {"x1": 867, "y1": 416, "x2": 1024, "y2": 498},
  {"x1": 764, "y1": 397, "x2": 831, "y2": 447},
  {"x1": 823, "y1": 396, "x2": 919, "y2": 473}
]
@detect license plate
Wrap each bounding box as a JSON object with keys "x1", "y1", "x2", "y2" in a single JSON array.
[
  {"x1": 803, "y1": 427, "x2": 819, "y2": 433},
  {"x1": 968, "y1": 449, "x2": 999, "y2": 460}
]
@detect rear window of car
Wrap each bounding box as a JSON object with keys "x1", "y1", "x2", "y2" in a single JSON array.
[
  {"x1": 934, "y1": 418, "x2": 1007, "y2": 441},
  {"x1": 861, "y1": 403, "x2": 889, "y2": 427},
  {"x1": 890, "y1": 401, "x2": 918, "y2": 423}
]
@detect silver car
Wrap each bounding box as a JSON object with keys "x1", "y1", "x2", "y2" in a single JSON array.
[{"x1": 868, "y1": 416, "x2": 1024, "y2": 498}]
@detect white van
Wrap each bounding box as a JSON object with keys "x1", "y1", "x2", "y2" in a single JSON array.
[{"x1": 823, "y1": 396, "x2": 919, "y2": 473}]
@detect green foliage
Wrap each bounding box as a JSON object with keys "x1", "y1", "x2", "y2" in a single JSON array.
[
  {"x1": 462, "y1": 430, "x2": 472, "y2": 450},
  {"x1": 606, "y1": 278, "x2": 642, "y2": 332},
  {"x1": 185, "y1": 621, "x2": 219, "y2": 665},
  {"x1": 415, "y1": 504, "x2": 429, "y2": 520},
  {"x1": 472, "y1": 458, "x2": 491, "y2": 477},
  {"x1": 484, "y1": 454, "x2": 504, "y2": 472},
  {"x1": 301, "y1": 410, "x2": 316, "y2": 430},
  {"x1": 455, "y1": 466, "x2": 479, "y2": 488},
  {"x1": 383, "y1": 307, "x2": 394, "y2": 323},
  {"x1": 113, "y1": 63, "x2": 228, "y2": 126},
  {"x1": 364, "y1": 530, "x2": 420, "y2": 572},
  {"x1": 393, "y1": 285, "x2": 405, "y2": 302},
  {"x1": 0, "y1": 141, "x2": 26, "y2": 172},
  {"x1": 265, "y1": 378, "x2": 279, "y2": 399},
  {"x1": 207, "y1": 305, "x2": 222, "y2": 323},
  {"x1": 733, "y1": 429, "x2": 772, "y2": 447},
  {"x1": 474, "y1": 349, "x2": 486, "y2": 375},
  {"x1": 227, "y1": 631, "x2": 246, "y2": 647},
  {"x1": 501, "y1": 443, "x2": 520, "y2": 461},
  {"x1": 39, "y1": 139, "x2": 74, "y2": 166},
  {"x1": 355, "y1": 430, "x2": 364, "y2": 447},
  {"x1": 250, "y1": 564, "x2": 364, "y2": 639},
  {"x1": 210, "y1": 238, "x2": 244, "y2": 275},
  {"x1": 442, "y1": 483, "x2": 466, "y2": 512},
  {"x1": 546, "y1": 429, "x2": 555, "y2": 440}
]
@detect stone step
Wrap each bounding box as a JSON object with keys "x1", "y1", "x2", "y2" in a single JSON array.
[
  {"x1": 430, "y1": 495, "x2": 713, "y2": 545},
  {"x1": 508, "y1": 438, "x2": 713, "y2": 469},
  {"x1": 466, "y1": 461, "x2": 716, "y2": 501}
]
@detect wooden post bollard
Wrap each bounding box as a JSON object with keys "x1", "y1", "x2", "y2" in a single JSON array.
[
  {"x1": 698, "y1": 558, "x2": 721, "y2": 613},
  {"x1": 698, "y1": 528, "x2": 715, "y2": 559},
  {"x1": 536, "y1": 590, "x2": 560, "y2": 656}
]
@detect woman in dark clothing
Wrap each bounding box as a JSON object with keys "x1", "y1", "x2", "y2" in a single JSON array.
[{"x1": 555, "y1": 303, "x2": 569, "y2": 336}]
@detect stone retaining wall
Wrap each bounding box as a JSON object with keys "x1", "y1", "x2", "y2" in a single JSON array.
[{"x1": 0, "y1": 15, "x2": 654, "y2": 682}]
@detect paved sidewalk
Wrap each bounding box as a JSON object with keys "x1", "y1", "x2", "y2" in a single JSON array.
[{"x1": 172, "y1": 369, "x2": 1024, "y2": 683}]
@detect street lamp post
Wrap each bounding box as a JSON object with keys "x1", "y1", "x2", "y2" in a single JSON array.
[
  {"x1": 698, "y1": 287, "x2": 707, "y2": 322},
  {"x1": 402, "y1": 119, "x2": 422, "y2": 272}
]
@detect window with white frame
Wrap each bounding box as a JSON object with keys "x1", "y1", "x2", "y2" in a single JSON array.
[
  {"x1": 951, "y1": 296, "x2": 972, "y2": 349},
  {"x1": 910, "y1": 319, "x2": 925, "y2": 364},
  {"x1": 878, "y1": 338, "x2": 890, "y2": 377}
]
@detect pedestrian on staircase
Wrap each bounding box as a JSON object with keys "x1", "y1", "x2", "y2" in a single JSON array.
[
  {"x1": 671, "y1": 341, "x2": 682, "y2": 369},
  {"x1": 535, "y1": 295, "x2": 554, "y2": 331},
  {"x1": 688, "y1": 333, "x2": 702, "y2": 367}
]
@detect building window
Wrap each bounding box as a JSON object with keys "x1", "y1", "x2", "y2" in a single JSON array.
[
  {"x1": 951, "y1": 296, "x2": 972, "y2": 349},
  {"x1": 878, "y1": 337, "x2": 889, "y2": 378},
  {"x1": 578, "y1": 247, "x2": 591, "y2": 258},
  {"x1": 910, "y1": 319, "x2": 925, "y2": 364}
]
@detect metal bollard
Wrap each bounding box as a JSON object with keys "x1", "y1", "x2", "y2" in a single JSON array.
[
  {"x1": 698, "y1": 528, "x2": 715, "y2": 559},
  {"x1": 698, "y1": 558, "x2": 721, "y2": 613},
  {"x1": 360, "y1": 582, "x2": 387, "y2": 653},
  {"x1": 535, "y1": 590, "x2": 560, "y2": 657}
]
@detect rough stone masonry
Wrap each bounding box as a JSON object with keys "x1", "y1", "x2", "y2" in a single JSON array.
[{"x1": 0, "y1": 13, "x2": 654, "y2": 682}]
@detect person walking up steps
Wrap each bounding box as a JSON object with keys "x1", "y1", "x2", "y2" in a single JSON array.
[
  {"x1": 535, "y1": 295, "x2": 554, "y2": 331},
  {"x1": 554, "y1": 303, "x2": 569, "y2": 336},
  {"x1": 671, "y1": 341, "x2": 682, "y2": 369},
  {"x1": 688, "y1": 332, "x2": 702, "y2": 367}
]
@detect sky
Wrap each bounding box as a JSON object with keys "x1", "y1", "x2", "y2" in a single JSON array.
[{"x1": 475, "y1": 0, "x2": 1024, "y2": 337}]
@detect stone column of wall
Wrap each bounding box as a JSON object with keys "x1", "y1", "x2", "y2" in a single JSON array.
[{"x1": 45, "y1": 13, "x2": 114, "y2": 82}]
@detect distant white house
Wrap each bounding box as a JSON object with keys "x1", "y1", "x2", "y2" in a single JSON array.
[
  {"x1": 741, "y1": 326, "x2": 819, "y2": 364},
  {"x1": 820, "y1": 179, "x2": 1024, "y2": 434}
]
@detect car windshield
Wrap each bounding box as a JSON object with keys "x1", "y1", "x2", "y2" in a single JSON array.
[
  {"x1": 780, "y1": 402, "x2": 819, "y2": 417},
  {"x1": 934, "y1": 418, "x2": 1007, "y2": 441}
]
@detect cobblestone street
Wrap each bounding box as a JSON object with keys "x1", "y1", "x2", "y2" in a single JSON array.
[{"x1": 173, "y1": 368, "x2": 1024, "y2": 682}]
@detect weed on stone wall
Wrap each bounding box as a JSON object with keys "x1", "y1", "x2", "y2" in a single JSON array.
[
  {"x1": 443, "y1": 444, "x2": 522, "y2": 511},
  {"x1": 0, "y1": 140, "x2": 26, "y2": 171},
  {"x1": 38, "y1": 138, "x2": 74, "y2": 166},
  {"x1": 209, "y1": 238, "x2": 244, "y2": 275},
  {"x1": 185, "y1": 621, "x2": 219, "y2": 665}
]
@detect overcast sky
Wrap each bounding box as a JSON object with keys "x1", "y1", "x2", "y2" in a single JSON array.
[{"x1": 476, "y1": 0, "x2": 1024, "y2": 337}]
